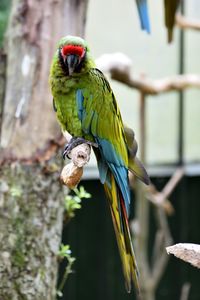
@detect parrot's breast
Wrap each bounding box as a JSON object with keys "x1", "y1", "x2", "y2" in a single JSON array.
[{"x1": 50, "y1": 71, "x2": 93, "y2": 139}]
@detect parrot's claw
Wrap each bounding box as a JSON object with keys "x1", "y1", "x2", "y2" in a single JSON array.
[{"x1": 62, "y1": 137, "x2": 98, "y2": 159}]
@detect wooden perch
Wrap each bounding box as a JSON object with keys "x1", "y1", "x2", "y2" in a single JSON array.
[
  {"x1": 176, "y1": 14, "x2": 200, "y2": 31},
  {"x1": 96, "y1": 54, "x2": 200, "y2": 95},
  {"x1": 60, "y1": 131, "x2": 91, "y2": 189},
  {"x1": 166, "y1": 243, "x2": 200, "y2": 269}
]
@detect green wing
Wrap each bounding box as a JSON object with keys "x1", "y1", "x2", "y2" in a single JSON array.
[
  {"x1": 81, "y1": 68, "x2": 128, "y2": 166},
  {"x1": 77, "y1": 68, "x2": 149, "y2": 186}
]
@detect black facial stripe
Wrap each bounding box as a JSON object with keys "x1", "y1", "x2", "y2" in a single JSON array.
[
  {"x1": 74, "y1": 51, "x2": 86, "y2": 73},
  {"x1": 58, "y1": 48, "x2": 69, "y2": 76}
]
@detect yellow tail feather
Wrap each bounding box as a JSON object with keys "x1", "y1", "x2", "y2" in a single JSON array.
[{"x1": 104, "y1": 173, "x2": 140, "y2": 293}]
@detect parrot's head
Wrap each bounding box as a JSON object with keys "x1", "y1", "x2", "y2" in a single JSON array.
[{"x1": 57, "y1": 35, "x2": 90, "y2": 76}]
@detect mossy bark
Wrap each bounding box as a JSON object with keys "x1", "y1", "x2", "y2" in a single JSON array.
[{"x1": 0, "y1": 158, "x2": 65, "y2": 300}]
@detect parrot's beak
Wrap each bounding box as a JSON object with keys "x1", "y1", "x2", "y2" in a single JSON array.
[{"x1": 66, "y1": 54, "x2": 80, "y2": 76}]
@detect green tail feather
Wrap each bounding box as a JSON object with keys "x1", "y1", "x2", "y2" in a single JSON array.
[
  {"x1": 128, "y1": 156, "x2": 150, "y2": 185},
  {"x1": 124, "y1": 124, "x2": 149, "y2": 185}
]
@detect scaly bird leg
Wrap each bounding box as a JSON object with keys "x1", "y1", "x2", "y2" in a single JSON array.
[{"x1": 62, "y1": 137, "x2": 98, "y2": 159}]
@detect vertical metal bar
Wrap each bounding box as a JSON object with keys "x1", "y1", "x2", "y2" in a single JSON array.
[
  {"x1": 178, "y1": 0, "x2": 185, "y2": 165},
  {"x1": 178, "y1": 1, "x2": 189, "y2": 290}
]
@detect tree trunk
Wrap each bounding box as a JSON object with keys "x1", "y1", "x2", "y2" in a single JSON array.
[
  {"x1": 0, "y1": 160, "x2": 64, "y2": 300},
  {"x1": 0, "y1": 0, "x2": 88, "y2": 299}
]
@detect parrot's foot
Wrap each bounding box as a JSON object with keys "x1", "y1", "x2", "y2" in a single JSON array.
[{"x1": 62, "y1": 137, "x2": 98, "y2": 159}]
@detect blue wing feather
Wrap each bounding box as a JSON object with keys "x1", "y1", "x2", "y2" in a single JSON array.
[
  {"x1": 76, "y1": 89, "x2": 84, "y2": 120},
  {"x1": 75, "y1": 88, "x2": 131, "y2": 215},
  {"x1": 96, "y1": 157, "x2": 109, "y2": 184},
  {"x1": 108, "y1": 163, "x2": 130, "y2": 215},
  {"x1": 93, "y1": 136, "x2": 131, "y2": 215}
]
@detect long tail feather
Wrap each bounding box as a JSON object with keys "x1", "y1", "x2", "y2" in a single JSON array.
[
  {"x1": 135, "y1": 0, "x2": 151, "y2": 33},
  {"x1": 104, "y1": 172, "x2": 140, "y2": 293},
  {"x1": 164, "y1": 0, "x2": 180, "y2": 42}
]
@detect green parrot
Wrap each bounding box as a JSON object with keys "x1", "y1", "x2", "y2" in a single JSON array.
[{"x1": 49, "y1": 36, "x2": 149, "y2": 293}]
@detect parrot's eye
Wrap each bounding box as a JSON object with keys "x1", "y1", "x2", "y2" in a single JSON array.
[{"x1": 61, "y1": 45, "x2": 85, "y2": 58}]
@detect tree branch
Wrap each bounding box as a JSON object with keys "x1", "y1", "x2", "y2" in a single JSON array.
[
  {"x1": 97, "y1": 54, "x2": 200, "y2": 95},
  {"x1": 180, "y1": 283, "x2": 191, "y2": 300},
  {"x1": 176, "y1": 14, "x2": 200, "y2": 31},
  {"x1": 151, "y1": 207, "x2": 173, "y2": 289},
  {"x1": 146, "y1": 167, "x2": 184, "y2": 214},
  {"x1": 146, "y1": 184, "x2": 174, "y2": 215}
]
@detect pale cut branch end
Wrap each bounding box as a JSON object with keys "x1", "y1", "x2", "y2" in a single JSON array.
[
  {"x1": 166, "y1": 243, "x2": 200, "y2": 269},
  {"x1": 60, "y1": 163, "x2": 83, "y2": 189},
  {"x1": 60, "y1": 131, "x2": 91, "y2": 189}
]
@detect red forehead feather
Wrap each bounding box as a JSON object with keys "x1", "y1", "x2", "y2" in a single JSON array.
[{"x1": 61, "y1": 45, "x2": 85, "y2": 57}]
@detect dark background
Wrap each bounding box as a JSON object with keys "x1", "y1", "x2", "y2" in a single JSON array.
[{"x1": 58, "y1": 176, "x2": 200, "y2": 300}]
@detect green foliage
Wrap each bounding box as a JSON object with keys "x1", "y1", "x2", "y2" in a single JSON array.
[
  {"x1": 0, "y1": 0, "x2": 12, "y2": 47},
  {"x1": 57, "y1": 186, "x2": 91, "y2": 297},
  {"x1": 57, "y1": 244, "x2": 76, "y2": 298},
  {"x1": 58, "y1": 244, "x2": 75, "y2": 262},
  {"x1": 64, "y1": 186, "x2": 91, "y2": 219}
]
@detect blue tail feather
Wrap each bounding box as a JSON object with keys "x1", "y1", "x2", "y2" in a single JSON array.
[
  {"x1": 95, "y1": 137, "x2": 131, "y2": 216},
  {"x1": 109, "y1": 163, "x2": 130, "y2": 216},
  {"x1": 136, "y1": 0, "x2": 150, "y2": 33}
]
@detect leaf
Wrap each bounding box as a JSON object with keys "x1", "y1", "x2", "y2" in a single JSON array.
[
  {"x1": 58, "y1": 244, "x2": 71, "y2": 258},
  {"x1": 74, "y1": 186, "x2": 91, "y2": 199}
]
